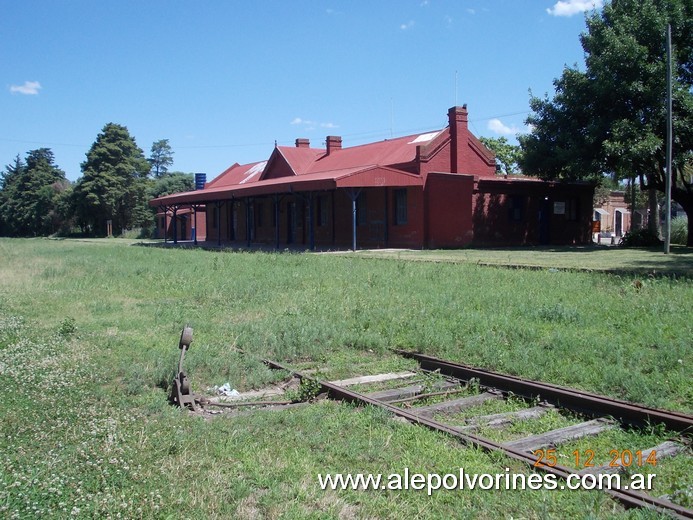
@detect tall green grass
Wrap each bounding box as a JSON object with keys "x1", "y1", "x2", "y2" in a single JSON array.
[
  {"x1": 671, "y1": 216, "x2": 688, "y2": 245},
  {"x1": 0, "y1": 238, "x2": 691, "y2": 518},
  {"x1": 2, "y1": 238, "x2": 690, "y2": 410},
  {"x1": 353, "y1": 245, "x2": 693, "y2": 275}
]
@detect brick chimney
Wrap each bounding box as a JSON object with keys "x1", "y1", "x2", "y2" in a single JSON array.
[
  {"x1": 326, "y1": 135, "x2": 342, "y2": 155},
  {"x1": 448, "y1": 105, "x2": 468, "y2": 173},
  {"x1": 295, "y1": 138, "x2": 310, "y2": 148}
]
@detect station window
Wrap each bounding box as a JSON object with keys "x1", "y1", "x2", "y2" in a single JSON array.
[
  {"x1": 566, "y1": 197, "x2": 579, "y2": 221},
  {"x1": 316, "y1": 196, "x2": 328, "y2": 227},
  {"x1": 394, "y1": 189, "x2": 407, "y2": 225},
  {"x1": 356, "y1": 192, "x2": 367, "y2": 226},
  {"x1": 256, "y1": 202, "x2": 264, "y2": 227},
  {"x1": 509, "y1": 196, "x2": 524, "y2": 221}
]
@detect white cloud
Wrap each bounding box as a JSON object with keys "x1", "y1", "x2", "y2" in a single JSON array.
[
  {"x1": 466, "y1": 8, "x2": 476, "y2": 15},
  {"x1": 291, "y1": 117, "x2": 317, "y2": 126},
  {"x1": 10, "y1": 80, "x2": 41, "y2": 95},
  {"x1": 488, "y1": 118, "x2": 533, "y2": 136},
  {"x1": 291, "y1": 118, "x2": 338, "y2": 130},
  {"x1": 400, "y1": 20, "x2": 415, "y2": 30},
  {"x1": 488, "y1": 118, "x2": 521, "y2": 136},
  {"x1": 546, "y1": 0, "x2": 603, "y2": 17}
]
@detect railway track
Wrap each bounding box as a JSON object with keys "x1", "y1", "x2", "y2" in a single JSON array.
[
  {"x1": 173, "y1": 330, "x2": 691, "y2": 517},
  {"x1": 259, "y1": 352, "x2": 692, "y2": 519}
]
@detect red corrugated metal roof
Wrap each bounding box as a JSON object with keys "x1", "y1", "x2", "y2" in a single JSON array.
[
  {"x1": 269, "y1": 130, "x2": 442, "y2": 178},
  {"x1": 150, "y1": 166, "x2": 423, "y2": 206},
  {"x1": 275, "y1": 147, "x2": 325, "y2": 175},
  {"x1": 205, "y1": 161, "x2": 267, "y2": 188},
  {"x1": 150, "y1": 129, "x2": 442, "y2": 207},
  {"x1": 308, "y1": 131, "x2": 442, "y2": 173}
]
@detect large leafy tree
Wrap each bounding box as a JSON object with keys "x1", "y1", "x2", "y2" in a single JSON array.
[
  {"x1": 479, "y1": 136, "x2": 522, "y2": 176},
  {"x1": 519, "y1": 0, "x2": 693, "y2": 244},
  {"x1": 149, "y1": 171, "x2": 195, "y2": 199},
  {"x1": 73, "y1": 123, "x2": 151, "y2": 235},
  {"x1": 0, "y1": 149, "x2": 69, "y2": 236},
  {"x1": 148, "y1": 139, "x2": 174, "y2": 178}
]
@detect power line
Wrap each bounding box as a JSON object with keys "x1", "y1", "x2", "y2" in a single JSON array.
[
  {"x1": 0, "y1": 137, "x2": 85, "y2": 148},
  {"x1": 0, "y1": 108, "x2": 532, "y2": 152},
  {"x1": 175, "y1": 142, "x2": 273, "y2": 150}
]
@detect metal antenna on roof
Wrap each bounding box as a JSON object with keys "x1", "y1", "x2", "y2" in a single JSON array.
[
  {"x1": 455, "y1": 70, "x2": 458, "y2": 106},
  {"x1": 274, "y1": 140, "x2": 277, "y2": 148}
]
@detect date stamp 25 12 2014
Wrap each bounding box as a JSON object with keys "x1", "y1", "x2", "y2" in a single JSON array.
[{"x1": 532, "y1": 448, "x2": 658, "y2": 469}]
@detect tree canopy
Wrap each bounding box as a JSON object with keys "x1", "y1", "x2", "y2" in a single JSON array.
[
  {"x1": 72, "y1": 123, "x2": 151, "y2": 235},
  {"x1": 0, "y1": 149, "x2": 70, "y2": 236},
  {"x1": 0, "y1": 127, "x2": 195, "y2": 237},
  {"x1": 148, "y1": 139, "x2": 174, "y2": 178},
  {"x1": 519, "y1": 0, "x2": 693, "y2": 244},
  {"x1": 149, "y1": 171, "x2": 195, "y2": 199},
  {"x1": 479, "y1": 136, "x2": 522, "y2": 176}
]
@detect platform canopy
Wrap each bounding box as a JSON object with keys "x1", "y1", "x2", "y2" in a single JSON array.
[{"x1": 150, "y1": 165, "x2": 423, "y2": 207}]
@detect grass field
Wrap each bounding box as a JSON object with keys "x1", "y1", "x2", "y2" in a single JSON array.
[
  {"x1": 0, "y1": 238, "x2": 690, "y2": 518},
  {"x1": 347, "y1": 245, "x2": 693, "y2": 276}
]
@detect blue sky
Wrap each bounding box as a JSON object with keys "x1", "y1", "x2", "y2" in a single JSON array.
[{"x1": 2, "y1": 0, "x2": 603, "y2": 181}]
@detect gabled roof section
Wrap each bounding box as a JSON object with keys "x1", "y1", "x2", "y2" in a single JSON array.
[
  {"x1": 468, "y1": 134, "x2": 495, "y2": 165},
  {"x1": 307, "y1": 131, "x2": 441, "y2": 174},
  {"x1": 204, "y1": 162, "x2": 239, "y2": 188},
  {"x1": 278, "y1": 146, "x2": 326, "y2": 175},
  {"x1": 258, "y1": 130, "x2": 443, "y2": 180},
  {"x1": 205, "y1": 161, "x2": 267, "y2": 188},
  {"x1": 416, "y1": 128, "x2": 450, "y2": 161},
  {"x1": 147, "y1": 106, "x2": 501, "y2": 208},
  {"x1": 260, "y1": 146, "x2": 325, "y2": 181}
]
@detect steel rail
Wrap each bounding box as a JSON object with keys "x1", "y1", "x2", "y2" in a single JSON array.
[
  {"x1": 394, "y1": 350, "x2": 693, "y2": 434},
  {"x1": 263, "y1": 358, "x2": 692, "y2": 519}
]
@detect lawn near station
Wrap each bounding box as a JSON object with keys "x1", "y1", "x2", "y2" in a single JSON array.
[
  {"x1": 348, "y1": 245, "x2": 693, "y2": 277},
  {"x1": 0, "y1": 238, "x2": 690, "y2": 518}
]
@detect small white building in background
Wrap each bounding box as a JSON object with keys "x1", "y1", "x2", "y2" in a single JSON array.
[{"x1": 593, "y1": 190, "x2": 647, "y2": 244}]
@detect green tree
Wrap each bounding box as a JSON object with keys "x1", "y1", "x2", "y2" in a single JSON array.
[
  {"x1": 0, "y1": 155, "x2": 23, "y2": 190},
  {"x1": 479, "y1": 136, "x2": 522, "y2": 176},
  {"x1": 0, "y1": 149, "x2": 69, "y2": 236},
  {"x1": 519, "y1": 0, "x2": 693, "y2": 245},
  {"x1": 593, "y1": 175, "x2": 621, "y2": 206},
  {"x1": 72, "y1": 123, "x2": 151, "y2": 235},
  {"x1": 52, "y1": 181, "x2": 75, "y2": 234},
  {"x1": 148, "y1": 139, "x2": 174, "y2": 178},
  {"x1": 149, "y1": 171, "x2": 195, "y2": 199},
  {"x1": 0, "y1": 155, "x2": 23, "y2": 235}
]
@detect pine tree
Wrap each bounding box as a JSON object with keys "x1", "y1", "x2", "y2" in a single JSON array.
[
  {"x1": 148, "y1": 139, "x2": 174, "y2": 178},
  {"x1": 0, "y1": 150, "x2": 69, "y2": 236},
  {"x1": 73, "y1": 123, "x2": 151, "y2": 235}
]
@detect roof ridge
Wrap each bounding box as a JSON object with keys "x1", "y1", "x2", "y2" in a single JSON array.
[{"x1": 339, "y1": 129, "x2": 442, "y2": 151}]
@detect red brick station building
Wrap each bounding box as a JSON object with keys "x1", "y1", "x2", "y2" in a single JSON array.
[{"x1": 150, "y1": 106, "x2": 593, "y2": 250}]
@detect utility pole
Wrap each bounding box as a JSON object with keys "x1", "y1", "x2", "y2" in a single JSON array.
[{"x1": 664, "y1": 24, "x2": 673, "y2": 254}]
